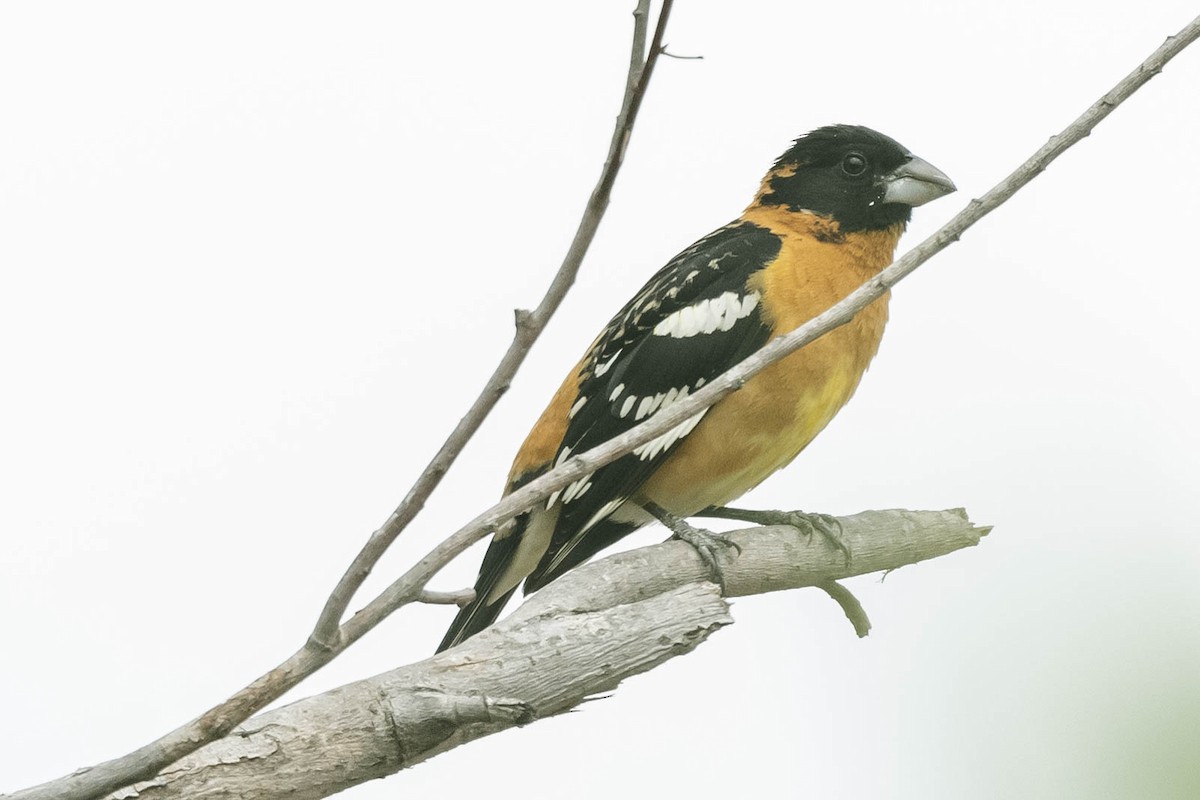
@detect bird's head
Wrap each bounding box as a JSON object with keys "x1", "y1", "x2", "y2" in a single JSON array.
[{"x1": 756, "y1": 124, "x2": 955, "y2": 233}]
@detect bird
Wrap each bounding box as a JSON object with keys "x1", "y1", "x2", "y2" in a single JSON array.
[{"x1": 437, "y1": 124, "x2": 955, "y2": 653}]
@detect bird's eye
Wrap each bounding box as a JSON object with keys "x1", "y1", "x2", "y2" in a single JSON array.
[{"x1": 841, "y1": 152, "x2": 868, "y2": 176}]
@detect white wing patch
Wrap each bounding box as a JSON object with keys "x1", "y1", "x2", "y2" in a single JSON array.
[
  {"x1": 636, "y1": 395, "x2": 656, "y2": 420},
  {"x1": 547, "y1": 467, "x2": 596, "y2": 509},
  {"x1": 545, "y1": 446, "x2": 600, "y2": 509},
  {"x1": 652, "y1": 291, "x2": 760, "y2": 339},
  {"x1": 560, "y1": 473, "x2": 593, "y2": 504},
  {"x1": 568, "y1": 396, "x2": 587, "y2": 419},
  {"x1": 624, "y1": 384, "x2": 708, "y2": 461},
  {"x1": 558, "y1": 381, "x2": 707, "y2": 511},
  {"x1": 594, "y1": 348, "x2": 622, "y2": 377},
  {"x1": 580, "y1": 498, "x2": 625, "y2": 534},
  {"x1": 546, "y1": 447, "x2": 574, "y2": 508},
  {"x1": 634, "y1": 385, "x2": 686, "y2": 421},
  {"x1": 554, "y1": 446, "x2": 573, "y2": 467},
  {"x1": 633, "y1": 408, "x2": 708, "y2": 461},
  {"x1": 611, "y1": 383, "x2": 699, "y2": 423}
]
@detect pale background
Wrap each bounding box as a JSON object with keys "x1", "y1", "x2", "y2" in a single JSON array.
[{"x1": 3, "y1": 2, "x2": 1199, "y2": 798}]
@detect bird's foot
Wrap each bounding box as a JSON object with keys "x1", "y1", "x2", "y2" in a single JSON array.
[
  {"x1": 643, "y1": 502, "x2": 740, "y2": 590},
  {"x1": 672, "y1": 523, "x2": 743, "y2": 590},
  {"x1": 698, "y1": 506, "x2": 850, "y2": 564}
]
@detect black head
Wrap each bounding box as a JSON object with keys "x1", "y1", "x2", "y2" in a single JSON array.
[{"x1": 758, "y1": 124, "x2": 955, "y2": 233}]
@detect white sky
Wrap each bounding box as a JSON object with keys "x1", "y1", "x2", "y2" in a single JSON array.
[{"x1": 3, "y1": 2, "x2": 1199, "y2": 798}]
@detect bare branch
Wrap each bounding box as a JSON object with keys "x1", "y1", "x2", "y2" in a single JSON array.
[
  {"x1": 308, "y1": 0, "x2": 674, "y2": 651},
  {"x1": 660, "y1": 44, "x2": 704, "y2": 60},
  {"x1": 416, "y1": 589, "x2": 476, "y2": 607},
  {"x1": 817, "y1": 580, "x2": 872, "y2": 638},
  {"x1": 101, "y1": 509, "x2": 989, "y2": 800}
]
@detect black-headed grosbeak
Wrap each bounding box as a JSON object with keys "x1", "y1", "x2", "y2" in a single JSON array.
[{"x1": 438, "y1": 124, "x2": 955, "y2": 653}]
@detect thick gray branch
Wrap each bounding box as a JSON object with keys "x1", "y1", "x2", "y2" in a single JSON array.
[{"x1": 109, "y1": 509, "x2": 988, "y2": 800}]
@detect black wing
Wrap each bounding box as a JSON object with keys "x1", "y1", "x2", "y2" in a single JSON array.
[{"x1": 524, "y1": 220, "x2": 782, "y2": 589}]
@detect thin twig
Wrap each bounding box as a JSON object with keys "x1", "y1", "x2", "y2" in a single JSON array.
[
  {"x1": 334, "y1": 13, "x2": 1200, "y2": 642},
  {"x1": 416, "y1": 588, "x2": 476, "y2": 607},
  {"x1": 3, "y1": 7, "x2": 677, "y2": 800},
  {"x1": 660, "y1": 45, "x2": 703, "y2": 60},
  {"x1": 307, "y1": 0, "x2": 672, "y2": 652},
  {"x1": 817, "y1": 580, "x2": 872, "y2": 637}
]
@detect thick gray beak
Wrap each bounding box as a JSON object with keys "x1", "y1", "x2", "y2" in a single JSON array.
[{"x1": 881, "y1": 155, "x2": 956, "y2": 207}]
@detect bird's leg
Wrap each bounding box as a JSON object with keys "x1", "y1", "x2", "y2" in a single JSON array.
[
  {"x1": 642, "y1": 501, "x2": 741, "y2": 591},
  {"x1": 696, "y1": 505, "x2": 850, "y2": 564}
]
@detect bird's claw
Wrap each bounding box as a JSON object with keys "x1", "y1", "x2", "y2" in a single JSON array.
[
  {"x1": 699, "y1": 506, "x2": 850, "y2": 564},
  {"x1": 671, "y1": 521, "x2": 740, "y2": 590},
  {"x1": 777, "y1": 510, "x2": 849, "y2": 563},
  {"x1": 642, "y1": 501, "x2": 741, "y2": 590}
]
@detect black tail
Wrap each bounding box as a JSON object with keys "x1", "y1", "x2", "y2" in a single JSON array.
[
  {"x1": 436, "y1": 522, "x2": 526, "y2": 653},
  {"x1": 436, "y1": 513, "x2": 643, "y2": 653},
  {"x1": 436, "y1": 584, "x2": 518, "y2": 653},
  {"x1": 524, "y1": 517, "x2": 640, "y2": 593}
]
